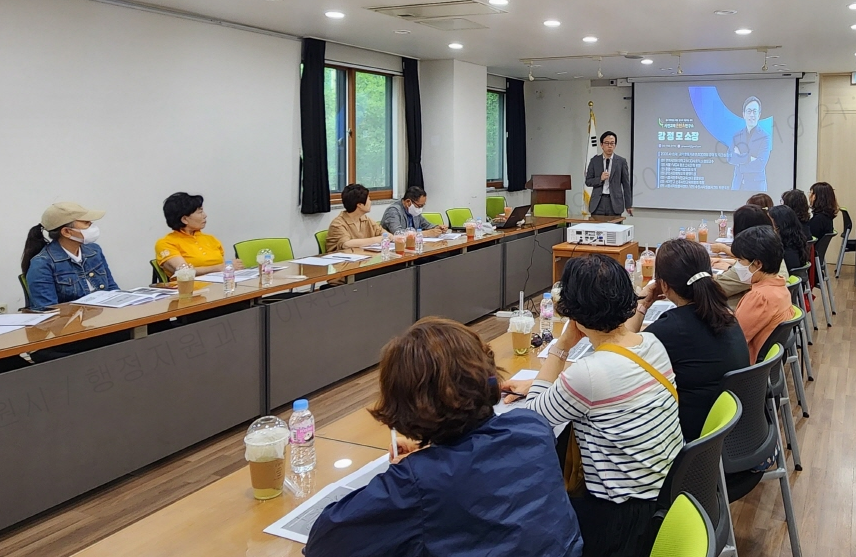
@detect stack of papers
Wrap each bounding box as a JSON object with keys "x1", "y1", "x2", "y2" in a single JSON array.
[
  {"x1": 438, "y1": 233, "x2": 462, "y2": 240},
  {"x1": 537, "y1": 337, "x2": 594, "y2": 362},
  {"x1": 642, "y1": 300, "x2": 677, "y2": 325},
  {"x1": 196, "y1": 269, "x2": 261, "y2": 283},
  {"x1": 0, "y1": 312, "x2": 59, "y2": 336},
  {"x1": 494, "y1": 369, "x2": 567, "y2": 436},
  {"x1": 291, "y1": 254, "x2": 371, "y2": 266},
  {"x1": 73, "y1": 290, "x2": 178, "y2": 308}
]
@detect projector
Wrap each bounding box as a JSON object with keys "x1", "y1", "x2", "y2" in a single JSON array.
[{"x1": 568, "y1": 223, "x2": 634, "y2": 246}]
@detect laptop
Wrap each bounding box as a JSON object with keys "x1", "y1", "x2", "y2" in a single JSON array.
[{"x1": 450, "y1": 205, "x2": 531, "y2": 231}]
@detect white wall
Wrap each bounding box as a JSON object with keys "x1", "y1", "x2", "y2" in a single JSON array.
[
  {"x1": 421, "y1": 60, "x2": 487, "y2": 216},
  {"x1": 0, "y1": 0, "x2": 397, "y2": 310},
  {"x1": 525, "y1": 78, "x2": 821, "y2": 248}
]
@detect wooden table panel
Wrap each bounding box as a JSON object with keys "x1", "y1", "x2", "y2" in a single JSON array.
[{"x1": 73, "y1": 439, "x2": 385, "y2": 557}]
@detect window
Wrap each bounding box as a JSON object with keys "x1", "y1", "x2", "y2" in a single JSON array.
[
  {"x1": 486, "y1": 90, "x2": 505, "y2": 188},
  {"x1": 324, "y1": 66, "x2": 394, "y2": 201}
]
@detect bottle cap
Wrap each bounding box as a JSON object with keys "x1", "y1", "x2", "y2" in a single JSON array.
[
  {"x1": 264, "y1": 254, "x2": 273, "y2": 260},
  {"x1": 382, "y1": 232, "x2": 388, "y2": 236},
  {"x1": 543, "y1": 293, "x2": 552, "y2": 299},
  {"x1": 226, "y1": 260, "x2": 232, "y2": 265},
  {"x1": 293, "y1": 399, "x2": 309, "y2": 412},
  {"x1": 417, "y1": 228, "x2": 422, "y2": 232}
]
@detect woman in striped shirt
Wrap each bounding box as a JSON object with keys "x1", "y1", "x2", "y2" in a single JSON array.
[{"x1": 502, "y1": 255, "x2": 683, "y2": 557}]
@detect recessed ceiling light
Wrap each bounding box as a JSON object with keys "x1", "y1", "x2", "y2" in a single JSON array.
[
  {"x1": 488, "y1": 0, "x2": 509, "y2": 5},
  {"x1": 660, "y1": 67, "x2": 673, "y2": 71},
  {"x1": 773, "y1": 63, "x2": 787, "y2": 67},
  {"x1": 714, "y1": 9, "x2": 737, "y2": 15},
  {"x1": 573, "y1": 75, "x2": 585, "y2": 79},
  {"x1": 641, "y1": 59, "x2": 654, "y2": 65},
  {"x1": 851, "y1": 23, "x2": 856, "y2": 29},
  {"x1": 449, "y1": 42, "x2": 463, "y2": 49},
  {"x1": 850, "y1": 3, "x2": 856, "y2": 9},
  {"x1": 544, "y1": 20, "x2": 561, "y2": 27},
  {"x1": 735, "y1": 28, "x2": 752, "y2": 35},
  {"x1": 325, "y1": 11, "x2": 345, "y2": 19},
  {"x1": 767, "y1": 55, "x2": 779, "y2": 59},
  {"x1": 333, "y1": 459, "x2": 353, "y2": 469},
  {"x1": 582, "y1": 36, "x2": 598, "y2": 43},
  {"x1": 556, "y1": 71, "x2": 568, "y2": 75},
  {"x1": 394, "y1": 29, "x2": 411, "y2": 34}
]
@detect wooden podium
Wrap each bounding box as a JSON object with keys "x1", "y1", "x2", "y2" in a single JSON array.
[{"x1": 525, "y1": 174, "x2": 571, "y2": 206}]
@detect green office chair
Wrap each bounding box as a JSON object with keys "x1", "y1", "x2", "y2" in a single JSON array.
[
  {"x1": 446, "y1": 208, "x2": 475, "y2": 228},
  {"x1": 533, "y1": 204, "x2": 569, "y2": 218},
  {"x1": 650, "y1": 493, "x2": 716, "y2": 557},
  {"x1": 150, "y1": 259, "x2": 169, "y2": 284},
  {"x1": 486, "y1": 196, "x2": 506, "y2": 219},
  {"x1": 315, "y1": 230, "x2": 328, "y2": 255},
  {"x1": 422, "y1": 212, "x2": 445, "y2": 227},
  {"x1": 18, "y1": 274, "x2": 31, "y2": 309},
  {"x1": 234, "y1": 238, "x2": 295, "y2": 268}
]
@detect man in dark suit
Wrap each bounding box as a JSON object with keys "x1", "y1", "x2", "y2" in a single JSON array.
[
  {"x1": 728, "y1": 96, "x2": 771, "y2": 191},
  {"x1": 585, "y1": 131, "x2": 633, "y2": 216}
]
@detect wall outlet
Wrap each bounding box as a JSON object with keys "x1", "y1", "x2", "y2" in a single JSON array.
[{"x1": 0, "y1": 304, "x2": 7, "y2": 314}]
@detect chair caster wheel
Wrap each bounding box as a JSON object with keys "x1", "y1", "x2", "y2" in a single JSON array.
[
  {"x1": 803, "y1": 412, "x2": 809, "y2": 418},
  {"x1": 808, "y1": 376, "x2": 815, "y2": 381},
  {"x1": 794, "y1": 465, "x2": 803, "y2": 471}
]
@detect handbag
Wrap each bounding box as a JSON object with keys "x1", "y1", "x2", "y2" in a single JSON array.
[{"x1": 559, "y1": 343, "x2": 678, "y2": 498}]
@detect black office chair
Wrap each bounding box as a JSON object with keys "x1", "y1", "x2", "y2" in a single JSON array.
[
  {"x1": 812, "y1": 232, "x2": 836, "y2": 326},
  {"x1": 835, "y1": 207, "x2": 853, "y2": 278},
  {"x1": 18, "y1": 274, "x2": 31, "y2": 309}
]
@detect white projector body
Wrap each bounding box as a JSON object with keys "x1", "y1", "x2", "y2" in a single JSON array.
[{"x1": 568, "y1": 223, "x2": 634, "y2": 246}]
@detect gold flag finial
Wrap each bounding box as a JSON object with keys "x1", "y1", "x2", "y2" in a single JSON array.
[{"x1": 588, "y1": 101, "x2": 594, "y2": 107}]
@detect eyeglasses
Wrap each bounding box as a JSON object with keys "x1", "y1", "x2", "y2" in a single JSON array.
[
  {"x1": 744, "y1": 108, "x2": 759, "y2": 116},
  {"x1": 602, "y1": 142, "x2": 616, "y2": 146},
  {"x1": 412, "y1": 200, "x2": 426, "y2": 209}
]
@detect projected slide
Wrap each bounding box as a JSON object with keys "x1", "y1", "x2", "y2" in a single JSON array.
[{"x1": 633, "y1": 79, "x2": 797, "y2": 211}]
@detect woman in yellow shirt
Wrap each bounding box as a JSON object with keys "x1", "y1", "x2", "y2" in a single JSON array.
[{"x1": 154, "y1": 192, "x2": 244, "y2": 276}]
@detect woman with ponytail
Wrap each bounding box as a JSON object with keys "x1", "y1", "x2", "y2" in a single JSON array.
[
  {"x1": 22, "y1": 202, "x2": 119, "y2": 310},
  {"x1": 627, "y1": 239, "x2": 750, "y2": 440}
]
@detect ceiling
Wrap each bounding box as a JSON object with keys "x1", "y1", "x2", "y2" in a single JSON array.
[{"x1": 132, "y1": 0, "x2": 854, "y2": 80}]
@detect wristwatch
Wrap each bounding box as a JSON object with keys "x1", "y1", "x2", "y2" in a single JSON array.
[
  {"x1": 636, "y1": 303, "x2": 648, "y2": 315},
  {"x1": 548, "y1": 345, "x2": 571, "y2": 361}
]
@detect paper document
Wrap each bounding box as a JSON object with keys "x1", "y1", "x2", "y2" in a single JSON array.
[
  {"x1": 538, "y1": 337, "x2": 593, "y2": 362},
  {"x1": 713, "y1": 237, "x2": 733, "y2": 244},
  {"x1": 0, "y1": 313, "x2": 58, "y2": 327},
  {"x1": 72, "y1": 291, "x2": 155, "y2": 308},
  {"x1": 438, "y1": 233, "x2": 462, "y2": 240},
  {"x1": 321, "y1": 254, "x2": 370, "y2": 262},
  {"x1": 195, "y1": 269, "x2": 260, "y2": 283},
  {"x1": 290, "y1": 257, "x2": 338, "y2": 267},
  {"x1": 361, "y1": 244, "x2": 383, "y2": 252},
  {"x1": 0, "y1": 325, "x2": 25, "y2": 336},
  {"x1": 421, "y1": 238, "x2": 444, "y2": 243},
  {"x1": 493, "y1": 369, "x2": 568, "y2": 437},
  {"x1": 642, "y1": 300, "x2": 677, "y2": 325},
  {"x1": 128, "y1": 287, "x2": 177, "y2": 300},
  {"x1": 265, "y1": 455, "x2": 390, "y2": 543}
]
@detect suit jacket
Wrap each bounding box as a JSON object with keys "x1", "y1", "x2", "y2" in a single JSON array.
[
  {"x1": 728, "y1": 126, "x2": 770, "y2": 191},
  {"x1": 380, "y1": 200, "x2": 437, "y2": 233},
  {"x1": 584, "y1": 154, "x2": 632, "y2": 214}
]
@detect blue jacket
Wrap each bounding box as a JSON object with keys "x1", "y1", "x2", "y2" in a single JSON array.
[
  {"x1": 305, "y1": 411, "x2": 583, "y2": 557},
  {"x1": 26, "y1": 241, "x2": 119, "y2": 309}
]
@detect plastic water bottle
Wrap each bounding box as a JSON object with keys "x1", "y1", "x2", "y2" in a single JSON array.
[
  {"x1": 381, "y1": 232, "x2": 391, "y2": 260},
  {"x1": 223, "y1": 260, "x2": 236, "y2": 295},
  {"x1": 261, "y1": 254, "x2": 274, "y2": 287},
  {"x1": 476, "y1": 217, "x2": 483, "y2": 239},
  {"x1": 289, "y1": 399, "x2": 316, "y2": 474},
  {"x1": 539, "y1": 293, "x2": 554, "y2": 336},
  {"x1": 415, "y1": 229, "x2": 424, "y2": 254},
  {"x1": 625, "y1": 254, "x2": 636, "y2": 278}
]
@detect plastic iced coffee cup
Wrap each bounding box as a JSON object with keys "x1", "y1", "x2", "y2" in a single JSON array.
[
  {"x1": 175, "y1": 264, "x2": 196, "y2": 300},
  {"x1": 465, "y1": 220, "x2": 477, "y2": 240},
  {"x1": 504, "y1": 207, "x2": 513, "y2": 218},
  {"x1": 405, "y1": 228, "x2": 416, "y2": 250},
  {"x1": 508, "y1": 311, "x2": 535, "y2": 356},
  {"x1": 393, "y1": 231, "x2": 406, "y2": 255},
  {"x1": 244, "y1": 416, "x2": 290, "y2": 501}
]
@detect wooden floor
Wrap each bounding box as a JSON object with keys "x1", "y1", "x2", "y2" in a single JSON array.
[{"x1": 1, "y1": 271, "x2": 854, "y2": 557}]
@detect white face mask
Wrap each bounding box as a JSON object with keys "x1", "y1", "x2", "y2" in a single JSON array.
[
  {"x1": 69, "y1": 224, "x2": 100, "y2": 245},
  {"x1": 733, "y1": 261, "x2": 756, "y2": 284},
  {"x1": 407, "y1": 204, "x2": 423, "y2": 217}
]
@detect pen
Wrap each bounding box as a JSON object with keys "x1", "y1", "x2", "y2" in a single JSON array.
[
  {"x1": 501, "y1": 390, "x2": 527, "y2": 401},
  {"x1": 391, "y1": 428, "x2": 399, "y2": 460}
]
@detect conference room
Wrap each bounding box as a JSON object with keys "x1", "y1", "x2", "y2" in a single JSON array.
[{"x1": 1, "y1": 0, "x2": 854, "y2": 556}]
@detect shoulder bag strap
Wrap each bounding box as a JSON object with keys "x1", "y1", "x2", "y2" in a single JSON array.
[{"x1": 596, "y1": 343, "x2": 678, "y2": 402}]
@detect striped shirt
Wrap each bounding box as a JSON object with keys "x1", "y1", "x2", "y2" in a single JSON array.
[{"x1": 526, "y1": 333, "x2": 683, "y2": 503}]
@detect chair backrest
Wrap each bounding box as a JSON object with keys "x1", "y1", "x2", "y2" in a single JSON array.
[
  {"x1": 446, "y1": 208, "x2": 474, "y2": 228},
  {"x1": 718, "y1": 344, "x2": 782, "y2": 473},
  {"x1": 150, "y1": 259, "x2": 169, "y2": 284},
  {"x1": 650, "y1": 493, "x2": 716, "y2": 557},
  {"x1": 658, "y1": 391, "x2": 742, "y2": 532},
  {"x1": 786, "y1": 276, "x2": 803, "y2": 305},
  {"x1": 533, "y1": 204, "x2": 569, "y2": 218},
  {"x1": 234, "y1": 238, "x2": 294, "y2": 267},
  {"x1": 841, "y1": 207, "x2": 852, "y2": 235},
  {"x1": 756, "y1": 306, "x2": 801, "y2": 364},
  {"x1": 315, "y1": 230, "x2": 328, "y2": 255},
  {"x1": 814, "y1": 231, "x2": 836, "y2": 263},
  {"x1": 422, "y1": 212, "x2": 445, "y2": 227},
  {"x1": 486, "y1": 196, "x2": 506, "y2": 219},
  {"x1": 18, "y1": 274, "x2": 31, "y2": 309}
]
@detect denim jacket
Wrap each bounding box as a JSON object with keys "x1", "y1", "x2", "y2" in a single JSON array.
[{"x1": 26, "y1": 241, "x2": 119, "y2": 309}]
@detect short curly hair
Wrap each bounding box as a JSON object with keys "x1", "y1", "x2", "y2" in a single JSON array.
[
  {"x1": 555, "y1": 255, "x2": 637, "y2": 333},
  {"x1": 369, "y1": 317, "x2": 501, "y2": 446}
]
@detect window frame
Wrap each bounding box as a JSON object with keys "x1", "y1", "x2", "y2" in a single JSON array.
[
  {"x1": 486, "y1": 89, "x2": 506, "y2": 189},
  {"x1": 327, "y1": 65, "x2": 394, "y2": 204}
]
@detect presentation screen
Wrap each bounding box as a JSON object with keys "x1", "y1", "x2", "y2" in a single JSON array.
[{"x1": 632, "y1": 78, "x2": 797, "y2": 211}]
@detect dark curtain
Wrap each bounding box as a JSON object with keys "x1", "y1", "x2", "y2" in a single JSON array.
[
  {"x1": 403, "y1": 57, "x2": 425, "y2": 190},
  {"x1": 506, "y1": 78, "x2": 527, "y2": 192},
  {"x1": 300, "y1": 38, "x2": 331, "y2": 214}
]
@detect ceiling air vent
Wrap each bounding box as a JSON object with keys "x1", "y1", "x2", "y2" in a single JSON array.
[
  {"x1": 368, "y1": 1, "x2": 506, "y2": 21},
  {"x1": 417, "y1": 18, "x2": 489, "y2": 31}
]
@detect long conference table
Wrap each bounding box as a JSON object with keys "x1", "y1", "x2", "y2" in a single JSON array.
[
  {"x1": 72, "y1": 331, "x2": 546, "y2": 557},
  {"x1": 0, "y1": 217, "x2": 582, "y2": 531}
]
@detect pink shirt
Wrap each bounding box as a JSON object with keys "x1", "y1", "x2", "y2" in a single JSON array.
[{"x1": 735, "y1": 274, "x2": 795, "y2": 362}]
